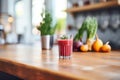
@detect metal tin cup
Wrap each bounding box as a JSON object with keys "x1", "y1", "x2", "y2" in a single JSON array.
[
  {"x1": 41, "y1": 35, "x2": 53, "y2": 49},
  {"x1": 58, "y1": 35, "x2": 73, "y2": 59}
]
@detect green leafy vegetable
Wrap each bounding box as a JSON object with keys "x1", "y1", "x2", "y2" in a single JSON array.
[
  {"x1": 74, "y1": 17, "x2": 98, "y2": 51},
  {"x1": 37, "y1": 11, "x2": 56, "y2": 35},
  {"x1": 74, "y1": 17, "x2": 98, "y2": 41},
  {"x1": 86, "y1": 17, "x2": 98, "y2": 40}
]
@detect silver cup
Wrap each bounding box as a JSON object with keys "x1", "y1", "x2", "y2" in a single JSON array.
[{"x1": 41, "y1": 35, "x2": 53, "y2": 50}]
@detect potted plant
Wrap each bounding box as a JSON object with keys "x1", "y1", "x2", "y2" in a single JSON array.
[{"x1": 37, "y1": 11, "x2": 56, "y2": 49}]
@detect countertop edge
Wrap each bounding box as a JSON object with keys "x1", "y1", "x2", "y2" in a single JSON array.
[{"x1": 0, "y1": 58, "x2": 86, "y2": 80}]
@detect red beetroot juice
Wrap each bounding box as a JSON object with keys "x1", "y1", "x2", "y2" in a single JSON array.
[{"x1": 58, "y1": 39, "x2": 73, "y2": 58}]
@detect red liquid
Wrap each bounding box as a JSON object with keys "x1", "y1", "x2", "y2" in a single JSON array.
[{"x1": 58, "y1": 39, "x2": 73, "y2": 58}]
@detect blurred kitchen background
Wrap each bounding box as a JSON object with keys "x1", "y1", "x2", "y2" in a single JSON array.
[{"x1": 0, "y1": 0, "x2": 120, "y2": 49}]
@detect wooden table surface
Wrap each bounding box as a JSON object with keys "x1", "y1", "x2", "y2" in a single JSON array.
[{"x1": 0, "y1": 44, "x2": 120, "y2": 80}]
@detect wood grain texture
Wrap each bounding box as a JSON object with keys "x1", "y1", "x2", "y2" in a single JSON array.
[
  {"x1": 0, "y1": 44, "x2": 120, "y2": 80},
  {"x1": 65, "y1": 0, "x2": 120, "y2": 13}
]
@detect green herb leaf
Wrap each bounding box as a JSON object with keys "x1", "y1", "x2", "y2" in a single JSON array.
[
  {"x1": 60, "y1": 35, "x2": 68, "y2": 39},
  {"x1": 37, "y1": 10, "x2": 56, "y2": 36}
]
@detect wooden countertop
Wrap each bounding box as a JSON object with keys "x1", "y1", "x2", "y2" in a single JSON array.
[{"x1": 0, "y1": 44, "x2": 120, "y2": 80}]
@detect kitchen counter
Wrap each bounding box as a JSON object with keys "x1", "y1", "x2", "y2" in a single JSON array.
[{"x1": 0, "y1": 44, "x2": 120, "y2": 80}]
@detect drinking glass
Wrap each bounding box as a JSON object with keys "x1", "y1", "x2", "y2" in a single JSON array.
[{"x1": 58, "y1": 35, "x2": 73, "y2": 59}]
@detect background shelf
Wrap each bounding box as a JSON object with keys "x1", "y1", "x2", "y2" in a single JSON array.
[{"x1": 65, "y1": 0, "x2": 120, "y2": 13}]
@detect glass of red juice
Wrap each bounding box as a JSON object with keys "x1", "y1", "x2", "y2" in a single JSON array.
[{"x1": 58, "y1": 35, "x2": 73, "y2": 59}]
